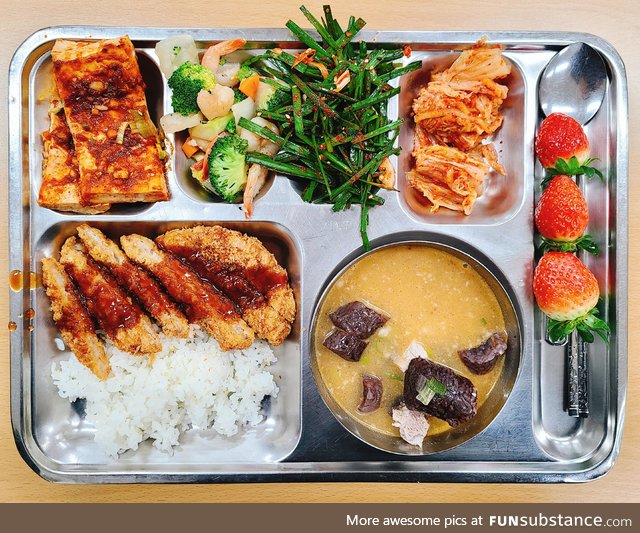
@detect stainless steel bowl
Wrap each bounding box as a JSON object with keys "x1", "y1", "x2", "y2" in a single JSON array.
[{"x1": 309, "y1": 232, "x2": 523, "y2": 455}]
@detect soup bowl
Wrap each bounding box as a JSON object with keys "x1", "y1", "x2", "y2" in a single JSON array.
[{"x1": 309, "y1": 232, "x2": 523, "y2": 456}]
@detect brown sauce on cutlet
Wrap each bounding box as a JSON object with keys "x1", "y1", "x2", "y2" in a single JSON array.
[
  {"x1": 55, "y1": 280, "x2": 97, "y2": 335},
  {"x1": 109, "y1": 260, "x2": 177, "y2": 318},
  {"x1": 163, "y1": 245, "x2": 266, "y2": 311},
  {"x1": 163, "y1": 243, "x2": 287, "y2": 299},
  {"x1": 244, "y1": 265, "x2": 288, "y2": 296},
  {"x1": 63, "y1": 260, "x2": 142, "y2": 335},
  {"x1": 154, "y1": 248, "x2": 239, "y2": 322}
]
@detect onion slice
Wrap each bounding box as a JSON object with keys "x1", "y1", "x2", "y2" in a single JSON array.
[{"x1": 160, "y1": 112, "x2": 203, "y2": 134}]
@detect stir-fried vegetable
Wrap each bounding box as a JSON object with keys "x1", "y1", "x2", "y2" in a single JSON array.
[
  {"x1": 243, "y1": 5, "x2": 420, "y2": 248},
  {"x1": 155, "y1": 35, "x2": 200, "y2": 78},
  {"x1": 156, "y1": 6, "x2": 418, "y2": 232},
  {"x1": 207, "y1": 135, "x2": 249, "y2": 202},
  {"x1": 168, "y1": 62, "x2": 217, "y2": 115},
  {"x1": 190, "y1": 113, "x2": 235, "y2": 141}
]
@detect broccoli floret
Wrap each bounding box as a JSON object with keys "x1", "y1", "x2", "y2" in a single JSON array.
[
  {"x1": 237, "y1": 64, "x2": 257, "y2": 81},
  {"x1": 233, "y1": 88, "x2": 246, "y2": 103},
  {"x1": 168, "y1": 62, "x2": 217, "y2": 115},
  {"x1": 256, "y1": 80, "x2": 291, "y2": 112},
  {"x1": 207, "y1": 135, "x2": 248, "y2": 202}
]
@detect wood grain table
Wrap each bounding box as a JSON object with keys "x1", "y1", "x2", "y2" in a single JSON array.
[{"x1": 1, "y1": 0, "x2": 638, "y2": 503}]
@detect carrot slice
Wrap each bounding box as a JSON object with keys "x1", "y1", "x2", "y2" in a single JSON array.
[
  {"x1": 181, "y1": 137, "x2": 200, "y2": 158},
  {"x1": 239, "y1": 74, "x2": 260, "y2": 100}
]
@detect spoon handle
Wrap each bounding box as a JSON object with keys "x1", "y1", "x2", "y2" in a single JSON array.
[{"x1": 566, "y1": 331, "x2": 589, "y2": 417}]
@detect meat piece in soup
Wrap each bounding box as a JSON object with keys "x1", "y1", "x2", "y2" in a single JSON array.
[
  {"x1": 329, "y1": 301, "x2": 388, "y2": 339},
  {"x1": 459, "y1": 330, "x2": 508, "y2": 374},
  {"x1": 404, "y1": 357, "x2": 478, "y2": 427},
  {"x1": 392, "y1": 405, "x2": 430, "y2": 447},
  {"x1": 323, "y1": 329, "x2": 367, "y2": 361},
  {"x1": 358, "y1": 374, "x2": 383, "y2": 412}
]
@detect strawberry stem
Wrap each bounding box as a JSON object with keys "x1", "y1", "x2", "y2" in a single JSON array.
[
  {"x1": 546, "y1": 307, "x2": 610, "y2": 345},
  {"x1": 542, "y1": 156, "x2": 605, "y2": 187},
  {"x1": 539, "y1": 235, "x2": 599, "y2": 255}
]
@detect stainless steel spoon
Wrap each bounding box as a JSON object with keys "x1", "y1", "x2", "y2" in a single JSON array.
[
  {"x1": 538, "y1": 42, "x2": 608, "y2": 418},
  {"x1": 539, "y1": 42, "x2": 607, "y2": 125}
]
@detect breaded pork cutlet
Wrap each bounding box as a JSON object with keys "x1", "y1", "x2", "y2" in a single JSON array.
[
  {"x1": 41, "y1": 257, "x2": 110, "y2": 380},
  {"x1": 59, "y1": 237, "x2": 161, "y2": 355},
  {"x1": 76, "y1": 224, "x2": 191, "y2": 338},
  {"x1": 157, "y1": 226, "x2": 295, "y2": 344},
  {"x1": 120, "y1": 234, "x2": 254, "y2": 351}
]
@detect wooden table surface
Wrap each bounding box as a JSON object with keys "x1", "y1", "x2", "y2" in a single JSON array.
[{"x1": 1, "y1": 0, "x2": 638, "y2": 503}]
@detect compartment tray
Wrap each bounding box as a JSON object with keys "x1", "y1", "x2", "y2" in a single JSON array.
[{"x1": 8, "y1": 27, "x2": 628, "y2": 483}]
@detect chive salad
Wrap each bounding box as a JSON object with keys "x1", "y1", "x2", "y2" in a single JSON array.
[{"x1": 242, "y1": 5, "x2": 420, "y2": 249}]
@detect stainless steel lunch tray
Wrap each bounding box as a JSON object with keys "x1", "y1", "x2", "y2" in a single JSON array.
[{"x1": 8, "y1": 27, "x2": 628, "y2": 483}]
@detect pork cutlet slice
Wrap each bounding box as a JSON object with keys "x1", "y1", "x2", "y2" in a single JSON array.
[
  {"x1": 120, "y1": 233, "x2": 254, "y2": 351},
  {"x1": 42, "y1": 257, "x2": 111, "y2": 380},
  {"x1": 59, "y1": 237, "x2": 161, "y2": 355},
  {"x1": 76, "y1": 224, "x2": 190, "y2": 338},
  {"x1": 157, "y1": 226, "x2": 295, "y2": 344}
]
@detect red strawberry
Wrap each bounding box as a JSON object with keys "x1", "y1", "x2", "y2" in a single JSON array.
[
  {"x1": 534, "y1": 175, "x2": 598, "y2": 254},
  {"x1": 535, "y1": 113, "x2": 603, "y2": 182},
  {"x1": 533, "y1": 252, "x2": 609, "y2": 343}
]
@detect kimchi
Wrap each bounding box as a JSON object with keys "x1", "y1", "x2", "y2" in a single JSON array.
[{"x1": 409, "y1": 41, "x2": 511, "y2": 214}]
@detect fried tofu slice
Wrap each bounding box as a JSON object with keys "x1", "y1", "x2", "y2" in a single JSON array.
[
  {"x1": 38, "y1": 90, "x2": 110, "y2": 214},
  {"x1": 41, "y1": 257, "x2": 110, "y2": 380},
  {"x1": 120, "y1": 234, "x2": 254, "y2": 351},
  {"x1": 59, "y1": 237, "x2": 161, "y2": 355},
  {"x1": 76, "y1": 224, "x2": 191, "y2": 338},
  {"x1": 157, "y1": 226, "x2": 294, "y2": 346},
  {"x1": 51, "y1": 37, "x2": 169, "y2": 204}
]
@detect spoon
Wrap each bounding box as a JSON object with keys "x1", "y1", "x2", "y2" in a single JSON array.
[
  {"x1": 538, "y1": 42, "x2": 608, "y2": 418},
  {"x1": 539, "y1": 42, "x2": 607, "y2": 125}
]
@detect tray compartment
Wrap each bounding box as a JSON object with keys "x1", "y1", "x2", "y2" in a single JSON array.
[
  {"x1": 397, "y1": 50, "x2": 527, "y2": 225},
  {"x1": 29, "y1": 220, "x2": 302, "y2": 472},
  {"x1": 309, "y1": 232, "x2": 524, "y2": 456},
  {"x1": 532, "y1": 67, "x2": 618, "y2": 462},
  {"x1": 29, "y1": 47, "x2": 166, "y2": 217}
]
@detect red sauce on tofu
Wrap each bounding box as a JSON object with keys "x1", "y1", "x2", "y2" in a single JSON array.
[
  {"x1": 43, "y1": 110, "x2": 80, "y2": 189},
  {"x1": 52, "y1": 39, "x2": 165, "y2": 198}
]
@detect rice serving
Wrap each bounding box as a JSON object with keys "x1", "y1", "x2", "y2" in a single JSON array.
[{"x1": 51, "y1": 326, "x2": 279, "y2": 457}]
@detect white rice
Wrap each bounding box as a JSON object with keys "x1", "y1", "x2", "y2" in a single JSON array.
[{"x1": 51, "y1": 326, "x2": 278, "y2": 457}]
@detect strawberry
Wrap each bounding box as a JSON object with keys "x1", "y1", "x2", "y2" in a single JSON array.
[
  {"x1": 534, "y1": 175, "x2": 598, "y2": 254},
  {"x1": 533, "y1": 252, "x2": 609, "y2": 343},
  {"x1": 535, "y1": 113, "x2": 603, "y2": 183}
]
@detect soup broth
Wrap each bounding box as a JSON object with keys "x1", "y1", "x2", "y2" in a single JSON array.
[{"x1": 314, "y1": 244, "x2": 506, "y2": 438}]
